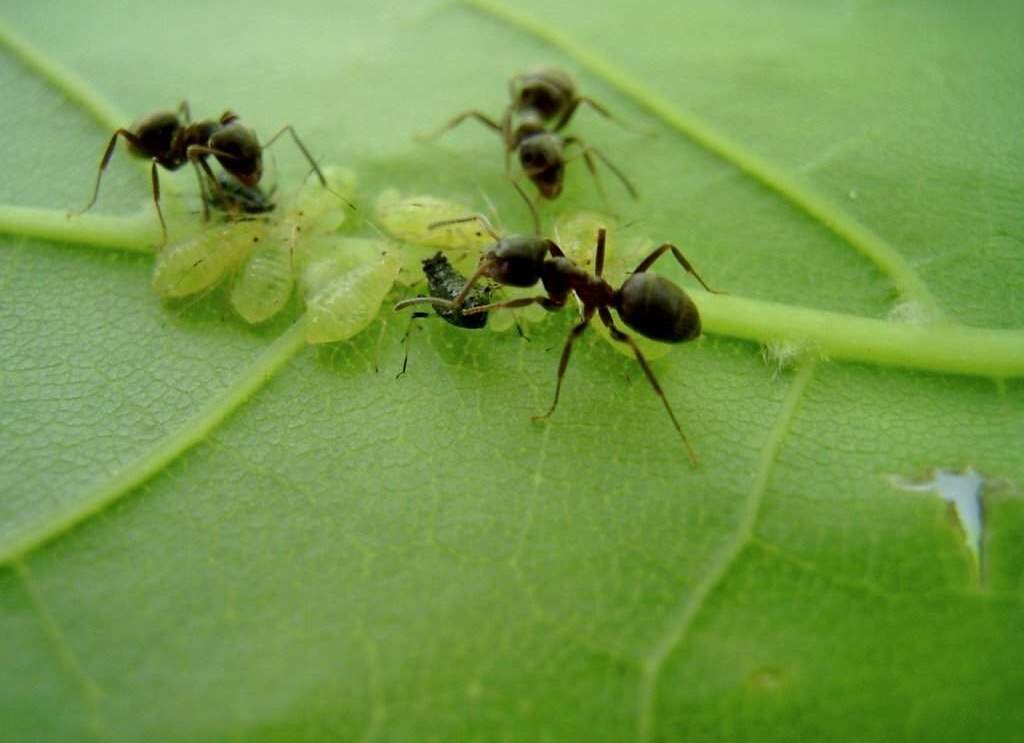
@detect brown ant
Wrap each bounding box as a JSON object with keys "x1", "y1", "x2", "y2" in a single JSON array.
[
  {"x1": 71, "y1": 101, "x2": 328, "y2": 244},
  {"x1": 420, "y1": 67, "x2": 637, "y2": 207},
  {"x1": 394, "y1": 218, "x2": 719, "y2": 465}
]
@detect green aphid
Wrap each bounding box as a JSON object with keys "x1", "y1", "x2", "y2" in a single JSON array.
[{"x1": 302, "y1": 237, "x2": 400, "y2": 345}]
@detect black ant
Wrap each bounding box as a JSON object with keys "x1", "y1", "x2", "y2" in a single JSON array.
[
  {"x1": 420, "y1": 67, "x2": 637, "y2": 207},
  {"x1": 395, "y1": 217, "x2": 719, "y2": 465},
  {"x1": 71, "y1": 101, "x2": 327, "y2": 244},
  {"x1": 394, "y1": 252, "x2": 494, "y2": 378}
]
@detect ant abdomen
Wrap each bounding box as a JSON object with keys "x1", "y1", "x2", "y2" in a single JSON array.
[{"x1": 615, "y1": 272, "x2": 701, "y2": 343}]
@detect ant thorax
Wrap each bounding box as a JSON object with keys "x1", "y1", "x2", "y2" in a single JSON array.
[{"x1": 553, "y1": 212, "x2": 672, "y2": 360}]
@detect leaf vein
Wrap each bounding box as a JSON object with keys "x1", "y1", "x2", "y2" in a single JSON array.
[
  {"x1": 635, "y1": 360, "x2": 817, "y2": 743},
  {"x1": 13, "y1": 559, "x2": 106, "y2": 730},
  {"x1": 0, "y1": 318, "x2": 309, "y2": 565},
  {"x1": 460, "y1": 0, "x2": 945, "y2": 319}
]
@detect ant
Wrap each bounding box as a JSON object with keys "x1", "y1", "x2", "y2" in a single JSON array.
[
  {"x1": 71, "y1": 101, "x2": 328, "y2": 245},
  {"x1": 420, "y1": 67, "x2": 637, "y2": 207},
  {"x1": 395, "y1": 217, "x2": 719, "y2": 465},
  {"x1": 395, "y1": 252, "x2": 494, "y2": 378}
]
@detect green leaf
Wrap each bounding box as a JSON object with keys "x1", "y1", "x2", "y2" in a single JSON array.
[{"x1": 2, "y1": 1, "x2": 1022, "y2": 741}]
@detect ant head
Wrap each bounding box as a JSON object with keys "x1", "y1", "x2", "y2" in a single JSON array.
[
  {"x1": 614, "y1": 273, "x2": 701, "y2": 343},
  {"x1": 210, "y1": 120, "x2": 263, "y2": 187},
  {"x1": 483, "y1": 235, "x2": 555, "y2": 287},
  {"x1": 519, "y1": 134, "x2": 565, "y2": 199},
  {"x1": 510, "y1": 67, "x2": 576, "y2": 119}
]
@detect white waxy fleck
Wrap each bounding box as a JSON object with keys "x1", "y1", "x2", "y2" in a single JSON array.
[{"x1": 888, "y1": 467, "x2": 986, "y2": 571}]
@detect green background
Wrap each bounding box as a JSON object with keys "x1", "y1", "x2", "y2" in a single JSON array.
[{"x1": 1, "y1": 1, "x2": 1022, "y2": 740}]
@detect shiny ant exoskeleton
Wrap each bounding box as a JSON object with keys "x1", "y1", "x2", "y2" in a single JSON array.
[
  {"x1": 72, "y1": 101, "x2": 327, "y2": 244},
  {"x1": 395, "y1": 252, "x2": 494, "y2": 378},
  {"x1": 420, "y1": 67, "x2": 637, "y2": 208},
  {"x1": 395, "y1": 217, "x2": 719, "y2": 464}
]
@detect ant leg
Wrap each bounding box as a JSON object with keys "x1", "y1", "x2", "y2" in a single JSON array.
[
  {"x1": 428, "y1": 214, "x2": 501, "y2": 241},
  {"x1": 594, "y1": 227, "x2": 607, "y2": 278},
  {"x1": 71, "y1": 129, "x2": 144, "y2": 217},
  {"x1": 532, "y1": 308, "x2": 594, "y2": 421},
  {"x1": 186, "y1": 148, "x2": 230, "y2": 219},
  {"x1": 394, "y1": 262, "x2": 491, "y2": 313},
  {"x1": 149, "y1": 160, "x2": 168, "y2": 247},
  {"x1": 461, "y1": 295, "x2": 560, "y2": 316},
  {"x1": 551, "y1": 96, "x2": 622, "y2": 132},
  {"x1": 631, "y1": 244, "x2": 720, "y2": 293},
  {"x1": 564, "y1": 136, "x2": 638, "y2": 200},
  {"x1": 598, "y1": 307, "x2": 698, "y2": 465},
  {"x1": 189, "y1": 161, "x2": 212, "y2": 221},
  {"x1": 396, "y1": 312, "x2": 430, "y2": 379},
  {"x1": 262, "y1": 125, "x2": 328, "y2": 189},
  {"x1": 509, "y1": 179, "x2": 540, "y2": 235},
  {"x1": 416, "y1": 110, "x2": 503, "y2": 143}
]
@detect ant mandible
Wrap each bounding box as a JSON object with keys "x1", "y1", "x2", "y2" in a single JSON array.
[
  {"x1": 420, "y1": 67, "x2": 637, "y2": 206},
  {"x1": 395, "y1": 218, "x2": 719, "y2": 465},
  {"x1": 71, "y1": 101, "x2": 328, "y2": 245}
]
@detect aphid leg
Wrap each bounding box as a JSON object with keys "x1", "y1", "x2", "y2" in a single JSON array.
[
  {"x1": 461, "y1": 295, "x2": 558, "y2": 316},
  {"x1": 598, "y1": 307, "x2": 699, "y2": 465},
  {"x1": 564, "y1": 136, "x2": 638, "y2": 200},
  {"x1": 177, "y1": 99, "x2": 192, "y2": 123},
  {"x1": 531, "y1": 308, "x2": 595, "y2": 421},
  {"x1": 427, "y1": 214, "x2": 502, "y2": 241},
  {"x1": 396, "y1": 312, "x2": 430, "y2": 379},
  {"x1": 416, "y1": 110, "x2": 503, "y2": 143},
  {"x1": 71, "y1": 128, "x2": 144, "y2": 217},
  {"x1": 509, "y1": 179, "x2": 541, "y2": 235},
  {"x1": 632, "y1": 244, "x2": 720, "y2": 293},
  {"x1": 513, "y1": 316, "x2": 530, "y2": 341},
  {"x1": 149, "y1": 160, "x2": 168, "y2": 248}
]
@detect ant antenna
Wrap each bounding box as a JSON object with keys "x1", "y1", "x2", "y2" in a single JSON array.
[{"x1": 428, "y1": 213, "x2": 502, "y2": 242}]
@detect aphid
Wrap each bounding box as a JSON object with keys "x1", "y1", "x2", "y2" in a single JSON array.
[
  {"x1": 151, "y1": 221, "x2": 263, "y2": 299},
  {"x1": 152, "y1": 167, "x2": 354, "y2": 315},
  {"x1": 397, "y1": 218, "x2": 720, "y2": 464},
  {"x1": 72, "y1": 101, "x2": 329, "y2": 244},
  {"x1": 229, "y1": 167, "x2": 355, "y2": 323},
  {"x1": 207, "y1": 172, "x2": 276, "y2": 216},
  {"x1": 420, "y1": 68, "x2": 636, "y2": 205},
  {"x1": 396, "y1": 252, "x2": 493, "y2": 377},
  {"x1": 374, "y1": 190, "x2": 494, "y2": 285},
  {"x1": 302, "y1": 238, "x2": 400, "y2": 345}
]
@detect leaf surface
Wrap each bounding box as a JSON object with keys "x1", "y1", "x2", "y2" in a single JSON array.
[{"x1": 1, "y1": 1, "x2": 1022, "y2": 740}]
